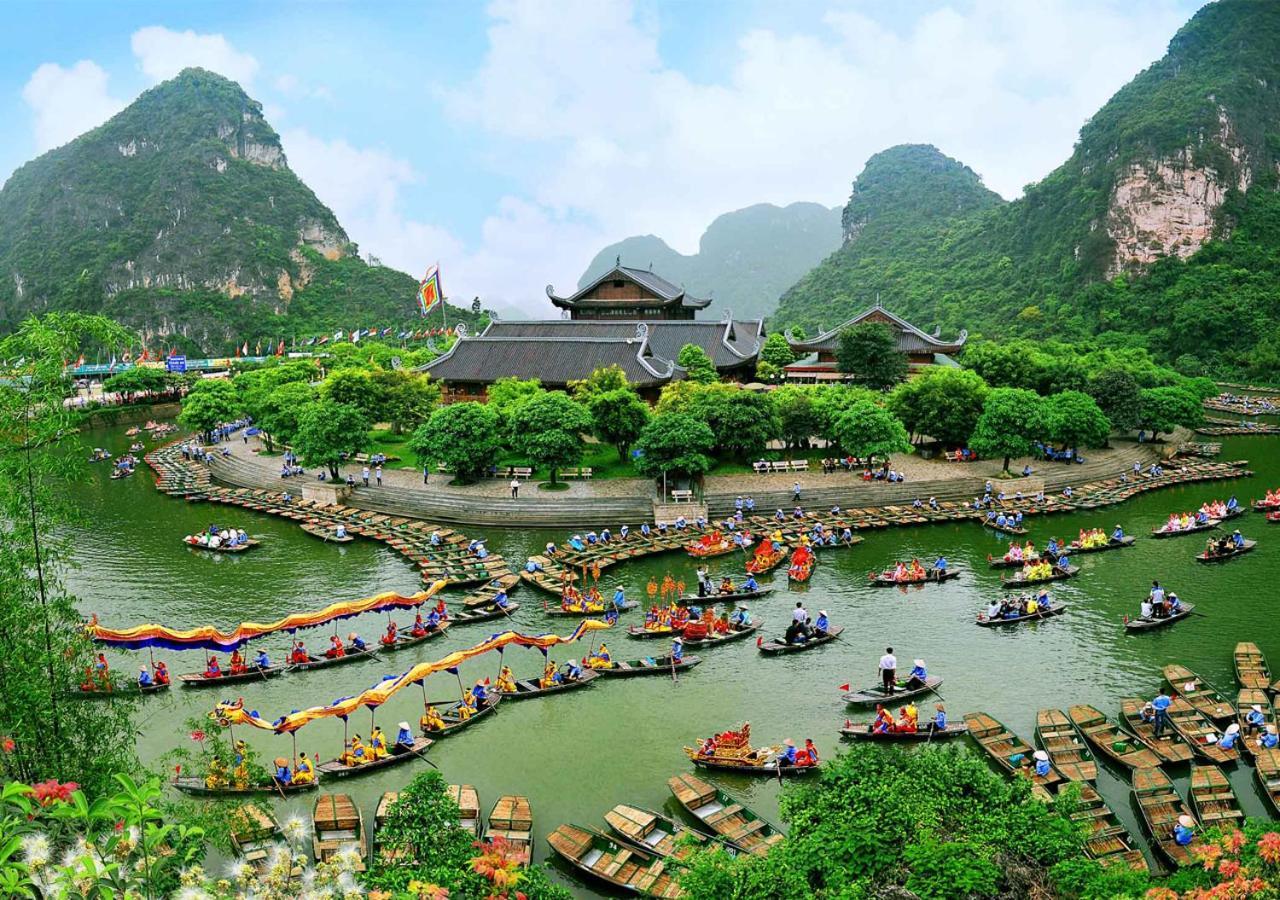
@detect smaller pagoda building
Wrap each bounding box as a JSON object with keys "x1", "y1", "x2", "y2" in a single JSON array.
[
  {"x1": 783, "y1": 305, "x2": 967, "y2": 382},
  {"x1": 547, "y1": 263, "x2": 711, "y2": 320}
]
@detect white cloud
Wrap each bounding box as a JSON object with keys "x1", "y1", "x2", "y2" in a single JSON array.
[
  {"x1": 130, "y1": 26, "x2": 259, "y2": 85},
  {"x1": 21, "y1": 60, "x2": 124, "y2": 152},
  {"x1": 447, "y1": 0, "x2": 1190, "y2": 254}
]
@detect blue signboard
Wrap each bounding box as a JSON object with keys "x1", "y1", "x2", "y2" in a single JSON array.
[{"x1": 166, "y1": 355, "x2": 187, "y2": 373}]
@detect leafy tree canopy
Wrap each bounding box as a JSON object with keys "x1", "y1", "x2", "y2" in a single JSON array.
[
  {"x1": 831, "y1": 399, "x2": 911, "y2": 461},
  {"x1": 677, "y1": 343, "x2": 720, "y2": 384},
  {"x1": 888, "y1": 366, "x2": 989, "y2": 447},
  {"x1": 1044, "y1": 390, "x2": 1112, "y2": 449},
  {"x1": 835, "y1": 322, "x2": 908, "y2": 390},
  {"x1": 1139, "y1": 385, "x2": 1205, "y2": 439},
  {"x1": 1086, "y1": 367, "x2": 1143, "y2": 431},
  {"x1": 969, "y1": 387, "x2": 1047, "y2": 472},
  {"x1": 587, "y1": 387, "x2": 650, "y2": 461},
  {"x1": 509, "y1": 392, "x2": 592, "y2": 484},
  {"x1": 409, "y1": 402, "x2": 503, "y2": 484},
  {"x1": 689, "y1": 385, "x2": 781, "y2": 460},
  {"x1": 569, "y1": 364, "x2": 629, "y2": 404},
  {"x1": 294, "y1": 399, "x2": 370, "y2": 478},
  {"x1": 633, "y1": 413, "x2": 716, "y2": 480}
]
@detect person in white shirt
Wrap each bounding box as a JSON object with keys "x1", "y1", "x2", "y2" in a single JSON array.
[
  {"x1": 510, "y1": 478, "x2": 520, "y2": 499},
  {"x1": 786, "y1": 602, "x2": 810, "y2": 644},
  {"x1": 1140, "y1": 599, "x2": 1153, "y2": 619},
  {"x1": 879, "y1": 647, "x2": 898, "y2": 695}
]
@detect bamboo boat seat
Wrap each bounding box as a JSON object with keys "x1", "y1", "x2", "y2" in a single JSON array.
[
  {"x1": 1201, "y1": 809, "x2": 1242, "y2": 822},
  {"x1": 689, "y1": 798, "x2": 721, "y2": 816},
  {"x1": 704, "y1": 803, "x2": 741, "y2": 824},
  {"x1": 726, "y1": 820, "x2": 768, "y2": 840},
  {"x1": 604, "y1": 848, "x2": 633, "y2": 876},
  {"x1": 324, "y1": 828, "x2": 358, "y2": 841}
]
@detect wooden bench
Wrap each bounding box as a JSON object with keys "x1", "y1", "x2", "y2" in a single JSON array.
[
  {"x1": 562, "y1": 467, "x2": 594, "y2": 479},
  {"x1": 789, "y1": 460, "x2": 810, "y2": 472},
  {"x1": 671, "y1": 489, "x2": 694, "y2": 503}
]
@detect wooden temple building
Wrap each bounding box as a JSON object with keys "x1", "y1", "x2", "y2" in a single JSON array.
[
  {"x1": 422, "y1": 264, "x2": 762, "y2": 403},
  {"x1": 782, "y1": 305, "x2": 967, "y2": 382}
]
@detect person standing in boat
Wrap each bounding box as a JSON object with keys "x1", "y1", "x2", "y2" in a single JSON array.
[
  {"x1": 1149, "y1": 581, "x2": 1166, "y2": 618},
  {"x1": 1152, "y1": 689, "x2": 1174, "y2": 737},
  {"x1": 393, "y1": 722, "x2": 415, "y2": 754},
  {"x1": 671, "y1": 636, "x2": 684, "y2": 663},
  {"x1": 879, "y1": 647, "x2": 897, "y2": 696}
]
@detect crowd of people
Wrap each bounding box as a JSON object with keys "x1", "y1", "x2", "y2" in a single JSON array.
[{"x1": 983, "y1": 591, "x2": 1054, "y2": 621}]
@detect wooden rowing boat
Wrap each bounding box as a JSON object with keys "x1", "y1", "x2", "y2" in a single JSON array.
[
  {"x1": 1255, "y1": 747, "x2": 1280, "y2": 816},
  {"x1": 1061, "y1": 536, "x2": 1136, "y2": 555},
  {"x1": 316, "y1": 737, "x2": 433, "y2": 779},
  {"x1": 1132, "y1": 766, "x2": 1197, "y2": 868},
  {"x1": 592, "y1": 655, "x2": 702, "y2": 677},
  {"x1": 1119, "y1": 697, "x2": 1194, "y2": 764},
  {"x1": 868, "y1": 569, "x2": 960, "y2": 587},
  {"x1": 171, "y1": 775, "x2": 316, "y2": 797},
  {"x1": 1161, "y1": 664, "x2": 1235, "y2": 722},
  {"x1": 68, "y1": 680, "x2": 170, "y2": 698},
  {"x1": 183, "y1": 535, "x2": 261, "y2": 552},
  {"x1": 1195, "y1": 538, "x2": 1256, "y2": 562},
  {"x1": 447, "y1": 784, "x2": 481, "y2": 837},
  {"x1": 547, "y1": 824, "x2": 681, "y2": 897},
  {"x1": 1236, "y1": 689, "x2": 1273, "y2": 758},
  {"x1": 1000, "y1": 565, "x2": 1079, "y2": 588},
  {"x1": 178, "y1": 664, "x2": 286, "y2": 687},
  {"x1": 230, "y1": 805, "x2": 299, "y2": 876},
  {"x1": 1067, "y1": 784, "x2": 1147, "y2": 871},
  {"x1": 676, "y1": 587, "x2": 774, "y2": 605},
  {"x1": 1151, "y1": 518, "x2": 1221, "y2": 538},
  {"x1": 682, "y1": 621, "x2": 761, "y2": 648},
  {"x1": 987, "y1": 552, "x2": 1042, "y2": 570},
  {"x1": 1167, "y1": 697, "x2": 1240, "y2": 765},
  {"x1": 1124, "y1": 603, "x2": 1196, "y2": 632},
  {"x1": 313, "y1": 793, "x2": 367, "y2": 872},
  {"x1": 682, "y1": 746, "x2": 819, "y2": 777},
  {"x1": 452, "y1": 603, "x2": 519, "y2": 624},
  {"x1": 1235, "y1": 641, "x2": 1272, "y2": 690},
  {"x1": 545, "y1": 600, "x2": 639, "y2": 617},
  {"x1": 667, "y1": 772, "x2": 784, "y2": 857},
  {"x1": 487, "y1": 795, "x2": 533, "y2": 867},
  {"x1": 964, "y1": 711, "x2": 1064, "y2": 794},
  {"x1": 1035, "y1": 708, "x2": 1097, "y2": 782},
  {"x1": 605, "y1": 804, "x2": 719, "y2": 860},
  {"x1": 758, "y1": 625, "x2": 843, "y2": 654},
  {"x1": 1190, "y1": 764, "x2": 1244, "y2": 829},
  {"x1": 842, "y1": 675, "x2": 943, "y2": 707},
  {"x1": 984, "y1": 521, "x2": 1028, "y2": 535},
  {"x1": 301, "y1": 522, "x2": 354, "y2": 543},
  {"x1": 290, "y1": 645, "x2": 381, "y2": 671},
  {"x1": 976, "y1": 604, "x2": 1066, "y2": 627},
  {"x1": 495, "y1": 668, "x2": 599, "y2": 699},
  {"x1": 421, "y1": 696, "x2": 501, "y2": 737},
  {"x1": 1067, "y1": 705, "x2": 1160, "y2": 769},
  {"x1": 839, "y1": 721, "x2": 968, "y2": 741}
]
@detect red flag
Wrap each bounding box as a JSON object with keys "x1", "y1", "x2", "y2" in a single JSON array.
[
  {"x1": 838, "y1": 683, "x2": 850, "y2": 692},
  {"x1": 234, "y1": 345, "x2": 241, "y2": 358},
  {"x1": 275, "y1": 340, "x2": 285, "y2": 357},
  {"x1": 76, "y1": 354, "x2": 85, "y2": 367},
  {"x1": 139, "y1": 348, "x2": 149, "y2": 362}
]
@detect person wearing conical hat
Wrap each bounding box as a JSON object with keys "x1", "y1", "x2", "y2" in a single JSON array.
[
  {"x1": 1173, "y1": 814, "x2": 1196, "y2": 847},
  {"x1": 1219, "y1": 722, "x2": 1240, "y2": 751},
  {"x1": 671, "y1": 636, "x2": 684, "y2": 663},
  {"x1": 929, "y1": 703, "x2": 947, "y2": 734},
  {"x1": 1246, "y1": 704, "x2": 1267, "y2": 734},
  {"x1": 1260, "y1": 724, "x2": 1280, "y2": 750},
  {"x1": 778, "y1": 738, "x2": 798, "y2": 766},
  {"x1": 394, "y1": 722, "x2": 414, "y2": 753},
  {"x1": 273, "y1": 756, "x2": 292, "y2": 786},
  {"x1": 1033, "y1": 749, "x2": 1051, "y2": 777}
]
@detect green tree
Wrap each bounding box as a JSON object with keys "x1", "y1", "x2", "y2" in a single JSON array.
[
  {"x1": 487, "y1": 377, "x2": 545, "y2": 442},
  {"x1": 0, "y1": 313, "x2": 139, "y2": 795},
  {"x1": 830, "y1": 399, "x2": 911, "y2": 463},
  {"x1": 677, "y1": 344, "x2": 720, "y2": 383},
  {"x1": 321, "y1": 369, "x2": 381, "y2": 421},
  {"x1": 835, "y1": 322, "x2": 908, "y2": 390},
  {"x1": 690, "y1": 386, "x2": 780, "y2": 460},
  {"x1": 655, "y1": 379, "x2": 703, "y2": 415},
  {"x1": 759, "y1": 332, "x2": 796, "y2": 370},
  {"x1": 969, "y1": 387, "x2": 1046, "y2": 473},
  {"x1": 102, "y1": 366, "x2": 177, "y2": 400},
  {"x1": 1086, "y1": 367, "x2": 1142, "y2": 431},
  {"x1": 257, "y1": 381, "x2": 316, "y2": 452},
  {"x1": 293, "y1": 399, "x2": 370, "y2": 478},
  {"x1": 371, "y1": 369, "x2": 440, "y2": 434},
  {"x1": 1139, "y1": 385, "x2": 1205, "y2": 440},
  {"x1": 510, "y1": 392, "x2": 592, "y2": 485},
  {"x1": 588, "y1": 387, "x2": 650, "y2": 461},
  {"x1": 888, "y1": 366, "x2": 989, "y2": 446},
  {"x1": 177, "y1": 379, "x2": 240, "y2": 438},
  {"x1": 1044, "y1": 390, "x2": 1111, "y2": 449},
  {"x1": 569, "y1": 364, "x2": 629, "y2": 403},
  {"x1": 771, "y1": 385, "x2": 821, "y2": 448},
  {"x1": 633, "y1": 413, "x2": 716, "y2": 480},
  {"x1": 409, "y1": 402, "x2": 503, "y2": 483}
]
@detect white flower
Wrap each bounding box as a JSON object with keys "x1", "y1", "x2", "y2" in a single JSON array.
[
  {"x1": 333, "y1": 845, "x2": 362, "y2": 873},
  {"x1": 175, "y1": 887, "x2": 211, "y2": 900},
  {"x1": 21, "y1": 832, "x2": 50, "y2": 868},
  {"x1": 282, "y1": 814, "x2": 311, "y2": 844},
  {"x1": 225, "y1": 859, "x2": 252, "y2": 883}
]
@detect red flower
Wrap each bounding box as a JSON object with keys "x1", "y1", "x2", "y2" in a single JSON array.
[
  {"x1": 1223, "y1": 828, "x2": 1246, "y2": 854},
  {"x1": 189, "y1": 730, "x2": 206, "y2": 743},
  {"x1": 1, "y1": 736, "x2": 14, "y2": 753},
  {"x1": 1258, "y1": 832, "x2": 1280, "y2": 864},
  {"x1": 29, "y1": 779, "x2": 79, "y2": 806},
  {"x1": 1218, "y1": 858, "x2": 1240, "y2": 878}
]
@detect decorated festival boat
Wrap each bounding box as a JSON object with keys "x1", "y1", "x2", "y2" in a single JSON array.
[
  {"x1": 787, "y1": 546, "x2": 816, "y2": 582},
  {"x1": 380, "y1": 622, "x2": 451, "y2": 652},
  {"x1": 452, "y1": 603, "x2": 519, "y2": 624},
  {"x1": 290, "y1": 644, "x2": 381, "y2": 671},
  {"x1": 683, "y1": 723, "x2": 819, "y2": 776},
  {"x1": 421, "y1": 695, "x2": 502, "y2": 737},
  {"x1": 591, "y1": 655, "x2": 702, "y2": 677},
  {"x1": 316, "y1": 737, "x2": 434, "y2": 779},
  {"x1": 172, "y1": 774, "x2": 317, "y2": 797},
  {"x1": 178, "y1": 663, "x2": 287, "y2": 687},
  {"x1": 745, "y1": 540, "x2": 787, "y2": 574},
  {"x1": 494, "y1": 667, "x2": 599, "y2": 700},
  {"x1": 687, "y1": 531, "x2": 752, "y2": 559}
]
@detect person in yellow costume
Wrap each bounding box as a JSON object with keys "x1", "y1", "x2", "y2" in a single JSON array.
[
  {"x1": 895, "y1": 702, "x2": 919, "y2": 733},
  {"x1": 540, "y1": 659, "x2": 560, "y2": 688},
  {"x1": 341, "y1": 736, "x2": 368, "y2": 767},
  {"x1": 205, "y1": 756, "x2": 229, "y2": 790},
  {"x1": 420, "y1": 705, "x2": 445, "y2": 732},
  {"x1": 369, "y1": 726, "x2": 388, "y2": 760},
  {"x1": 586, "y1": 643, "x2": 614, "y2": 669},
  {"x1": 292, "y1": 752, "x2": 315, "y2": 784},
  {"x1": 456, "y1": 692, "x2": 476, "y2": 720},
  {"x1": 231, "y1": 759, "x2": 250, "y2": 789},
  {"x1": 497, "y1": 665, "x2": 517, "y2": 693}
]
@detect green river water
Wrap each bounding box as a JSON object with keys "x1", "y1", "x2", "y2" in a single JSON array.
[{"x1": 67, "y1": 424, "x2": 1280, "y2": 892}]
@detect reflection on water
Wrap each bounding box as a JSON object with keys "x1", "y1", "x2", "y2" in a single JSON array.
[{"x1": 66, "y1": 426, "x2": 1280, "y2": 888}]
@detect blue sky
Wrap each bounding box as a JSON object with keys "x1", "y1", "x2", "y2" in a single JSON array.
[{"x1": 2, "y1": 0, "x2": 1205, "y2": 316}]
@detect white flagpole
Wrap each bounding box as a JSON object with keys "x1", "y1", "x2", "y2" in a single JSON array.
[{"x1": 438, "y1": 261, "x2": 447, "y2": 331}]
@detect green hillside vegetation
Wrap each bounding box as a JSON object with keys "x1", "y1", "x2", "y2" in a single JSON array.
[
  {"x1": 775, "y1": 0, "x2": 1280, "y2": 380},
  {"x1": 579, "y1": 202, "x2": 842, "y2": 320},
  {"x1": 0, "y1": 68, "x2": 477, "y2": 352}
]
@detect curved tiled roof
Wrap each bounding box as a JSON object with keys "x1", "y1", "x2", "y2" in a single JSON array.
[
  {"x1": 547, "y1": 265, "x2": 711, "y2": 309},
  {"x1": 787, "y1": 304, "x2": 967, "y2": 354},
  {"x1": 482, "y1": 319, "x2": 762, "y2": 368},
  {"x1": 420, "y1": 332, "x2": 682, "y2": 387}
]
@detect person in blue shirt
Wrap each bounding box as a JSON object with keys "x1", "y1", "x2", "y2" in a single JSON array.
[
  {"x1": 1227, "y1": 496, "x2": 1239, "y2": 511},
  {"x1": 1033, "y1": 750, "x2": 1051, "y2": 777},
  {"x1": 585, "y1": 531, "x2": 598, "y2": 545},
  {"x1": 525, "y1": 558, "x2": 542, "y2": 573},
  {"x1": 906, "y1": 659, "x2": 927, "y2": 688},
  {"x1": 601, "y1": 528, "x2": 612, "y2": 542},
  {"x1": 1037, "y1": 589, "x2": 1052, "y2": 611},
  {"x1": 930, "y1": 703, "x2": 947, "y2": 734},
  {"x1": 1232, "y1": 530, "x2": 1246, "y2": 548},
  {"x1": 426, "y1": 609, "x2": 441, "y2": 630},
  {"x1": 274, "y1": 758, "x2": 293, "y2": 785},
  {"x1": 1173, "y1": 814, "x2": 1196, "y2": 847},
  {"x1": 430, "y1": 531, "x2": 442, "y2": 546},
  {"x1": 640, "y1": 523, "x2": 651, "y2": 537},
  {"x1": 255, "y1": 649, "x2": 270, "y2": 670},
  {"x1": 1219, "y1": 723, "x2": 1240, "y2": 750},
  {"x1": 612, "y1": 587, "x2": 626, "y2": 609},
  {"x1": 494, "y1": 590, "x2": 510, "y2": 609},
  {"x1": 775, "y1": 509, "x2": 785, "y2": 522},
  {"x1": 471, "y1": 679, "x2": 489, "y2": 705},
  {"x1": 743, "y1": 574, "x2": 759, "y2": 592},
  {"x1": 1261, "y1": 725, "x2": 1280, "y2": 749},
  {"x1": 349, "y1": 632, "x2": 367, "y2": 652},
  {"x1": 675, "y1": 516, "x2": 687, "y2": 530},
  {"x1": 137, "y1": 666, "x2": 153, "y2": 688},
  {"x1": 730, "y1": 605, "x2": 752, "y2": 627},
  {"x1": 933, "y1": 556, "x2": 948, "y2": 574},
  {"x1": 620, "y1": 525, "x2": 630, "y2": 540},
  {"x1": 813, "y1": 610, "x2": 829, "y2": 634},
  {"x1": 1046, "y1": 537, "x2": 1060, "y2": 556},
  {"x1": 671, "y1": 637, "x2": 684, "y2": 662},
  {"x1": 1152, "y1": 689, "x2": 1173, "y2": 737},
  {"x1": 1112, "y1": 525, "x2": 1125, "y2": 542},
  {"x1": 777, "y1": 739, "x2": 798, "y2": 766},
  {"x1": 994, "y1": 513, "x2": 1007, "y2": 528},
  {"x1": 1246, "y1": 704, "x2": 1267, "y2": 735},
  {"x1": 394, "y1": 721, "x2": 414, "y2": 752},
  {"x1": 1055, "y1": 552, "x2": 1070, "y2": 571},
  {"x1": 564, "y1": 659, "x2": 583, "y2": 680}
]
